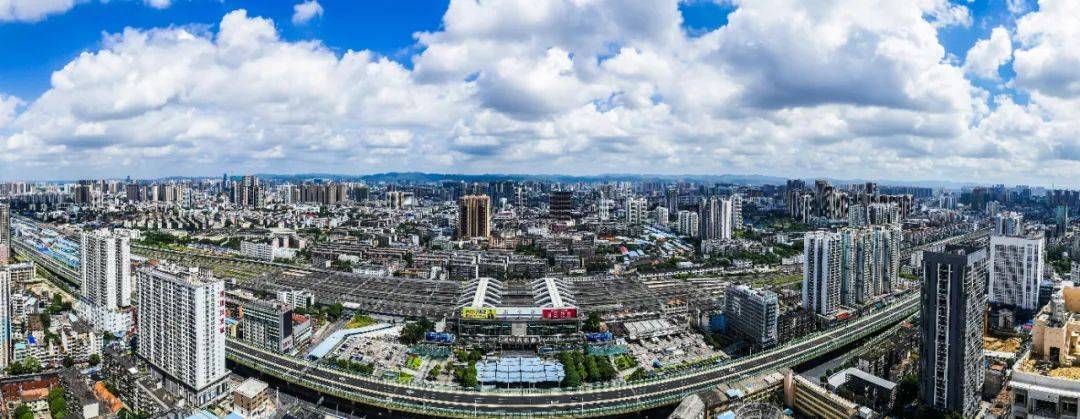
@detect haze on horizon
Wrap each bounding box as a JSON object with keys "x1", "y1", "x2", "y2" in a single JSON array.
[{"x1": 1, "y1": 0, "x2": 1079, "y2": 187}]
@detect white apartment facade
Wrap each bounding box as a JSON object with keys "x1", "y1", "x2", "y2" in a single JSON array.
[
  {"x1": 989, "y1": 234, "x2": 1045, "y2": 311},
  {"x1": 655, "y1": 207, "x2": 669, "y2": 226},
  {"x1": 79, "y1": 230, "x2": 132, "y2": 335},
  {"x1": 804, "y1": 231, "x2": 842, "y2": 316},
  {"x1": 137, "y1": 264, "x2": 228, "y2": 407},
  {"x1": 597, "y1": 198, "x2": 613, "y2": 221},
  {"x1": 699, "y1": 196, "x2": 733, "y2": 240},
  {"x1": 677, "y1": 211, "x2": 699, "y2": 238},
  {"x1": 626, "y1": 197, "x2": 648, "y2": 225},
  {"x1": 0, "y1": 269, "x2": 10, "y2": 370}
]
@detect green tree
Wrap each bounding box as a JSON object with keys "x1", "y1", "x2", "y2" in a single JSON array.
[
  {"x1": 62, "y1": 356, "x2": 75, "y2": 368},
  {"x1": 24, "y1": 357, "x2": 41, "y2": 373},
  {"x1": 462, "y1": 362, "x2": 478, "y2": 388},
  {"x1": 560, "y1": 353, "x2": 582, "y2": 388},
  {"x1": 453, "y1": 362, "x2": 478, "y2": 388},
  {"x1": 583, "y1": 312, "x2": 602, "y2": 332},
  {"x1": 626, "y1": 368, "x2": 649, "y2": 382},
  {"x1": 49, "y1": 295, "x2": 65, "y2": 314},
  {"x1": 89, "y1": 353, "x2": 101, "y2": 367},
  {"x1": 330, "y1": 259, "x2": 354, "y2": 271},
  {"x1": 13, "y1": 404, "x2": 33, "y2": 419},
  {"x1": 426, "y1": 364, "x2": 442, "y2": 381},
  {"x1": 573, "y1": 352, "x2": 587, "y2": 381},
  {"x1": 47, "y1": 387, "x2": 68, "y2": 419},
  {"x1": 325, "y1": 303, "x2": 344, "y2": 321},
  {"x1": 584, "y1": 356, "x2": 600, "y2": 383},
  {"x1": 118, "y1": 409, "x2": 152, "y2": 419},
  {"x1": 892, "y1": 374, "x2": 919, "y2": 415},
  {"x1": 8, "y1": 357, "x2": 43, "y2": 375},
  {"x1": 593, "y1": 356, "x2": 617, "y2": 381},
  {"x1": 399, "y1": 318, "x2": 434, "y2": 344}
]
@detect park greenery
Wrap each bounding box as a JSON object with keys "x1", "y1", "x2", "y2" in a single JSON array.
[
  {"x1": 426, "y1": 364, "x2": 442, "y2": 381},
  {"x1": 1047, "y1": 244, "x2": 1071, "y2": 276},
  {"x1": 772, "y1": 240, "x2": 803, "y2": 258},
  {"x1": 454, "y1": 348, "x2": 485, "y2": 364},
  {"x1": 583, "y1": 312, "x2": 602, "y2": 332},
  {"x1": 13, "y1": 404, "x2": 33, "y2": 419},
  {"x1": 346, "y1": 313, "x2": 377, "y2": 329},
  {"x1": 399, "y1": 318, "x2": 435, "y2": 345},
  {"x1": 454, "y1": 362, "x2": 478, "y2": 388},
  {"x1": 626, "y1": 368, "x2": 650, "y2": 382},
  {"x1": 6, "y1": 357, "x2": 42, "y2": 375},
  {"x1": 557, "y1": 351, "x2": 617, "y2": 387},
  {"x1": 613, "y1": 354, "x2": 638, "y2": 371},
  {"x1": 330, "y1": 357, "x2": 375, "y2": 375},
  {"x1": 139, "y1": 230, "x2": 242, "y2": 250},
  {"x1": 48, "y1": 388, "x2": 68, "y2": 419},
  {"x1": 47, "y1": 294, "x2": 71, "y2": 314},
  {"x1": 294, "y1": 302, "x2": 344, "y2": 322}
]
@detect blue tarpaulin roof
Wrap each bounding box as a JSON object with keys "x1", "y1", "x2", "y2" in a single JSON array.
[{"x1": 476, "y1": 357, "x2": 564, "y2": 384}]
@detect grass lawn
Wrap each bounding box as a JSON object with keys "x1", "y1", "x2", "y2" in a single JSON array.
[
  {"x1": 346, "y1": 313, "x2": 377, "y2": 329},
  {"x1": 614, "y1": 354, "x2": 638, "y2": 371}
]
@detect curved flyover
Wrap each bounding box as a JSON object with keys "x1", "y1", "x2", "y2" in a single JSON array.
[{"x1": 228, "y1": 292, "x2": 919, "y2": 417}]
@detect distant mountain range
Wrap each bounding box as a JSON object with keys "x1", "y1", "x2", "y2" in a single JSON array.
[
  {"x1": 22, "y1": 171, "x2": 990, "y2": 190},
  {"x1": 244, "y1": 171, "x2": 982, "y2": 189}
]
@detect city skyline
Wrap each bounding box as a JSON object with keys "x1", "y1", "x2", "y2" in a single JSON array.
[
  {"x1": 0, "y1": 161, "x2": 1065, "y2": 417},
  {"x1": 5, "y1": 1, "x2": 1080, "y2": 417},
  {"x1": 1, "y1": 170, "x2": 1074, "y2": 191},
  {"x1": 2, "y1": 0, "x2": 1080, "y2": 186}
]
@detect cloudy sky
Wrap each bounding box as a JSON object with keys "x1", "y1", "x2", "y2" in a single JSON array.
[{"x1": 0, "y1": 0, "x2": 1077, "y2": 186}]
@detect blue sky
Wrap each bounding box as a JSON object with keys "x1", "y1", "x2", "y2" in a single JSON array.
[
  {"x1": 0, "y1": 0, "x2": 450, "y2": 98},
  {"x1": 0, "y1": 0, "x2": 1021, "y2": 98},
  {"x1": 2, "y1": 0, "x2": 1079, "y2": 186}
]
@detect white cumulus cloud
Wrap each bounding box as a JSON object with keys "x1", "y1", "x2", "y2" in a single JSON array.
[
  {"x1": 292, "y1": 0, "x2": 323, "y2": 25},
  {"x1": 964, "y1": 26, "x2": 1012, "y2": 80},
  {"x1": 0, "y1": 0, "x2": 175, "y2": 22},
  {"x1": 145, "y1": 0, "x2": 171, "y2": 9},
  {"x1": 2, "y1": 0, "x2": 1080, "y2": 186},
  {"x1": 0, "y1": 0, "x2": 79, "y2": 22},
  {"x1": 0, "y1": 94, "x2": 23, "y2": 129}
]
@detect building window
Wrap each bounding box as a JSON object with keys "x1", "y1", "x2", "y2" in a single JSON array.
[
  {"x1": 1034, "y1": 399, "x2": 1057, "y2": 416},
  {"x1": 1062, "y1": 400, "x2": 1078, "y2": 416}
]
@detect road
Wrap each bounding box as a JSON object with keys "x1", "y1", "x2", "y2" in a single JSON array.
[
  {"x1": 228, "y1": 292, "x2": 919, "y2": 417},
  {"x1": 8, "y1": 216, "x2": 970, "y2": 417}
]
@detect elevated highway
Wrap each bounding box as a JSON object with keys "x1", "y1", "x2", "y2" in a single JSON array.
[
  {"x1": 7, "y1": 217, "x2": 968, "y2": 417},
  {"x1": 226, "y1": 292, "x2": 918, "y2": 417}
]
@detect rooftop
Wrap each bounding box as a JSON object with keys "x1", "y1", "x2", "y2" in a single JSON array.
[
  {"x1": 234, "y1": 377, "x2": 269, "y2": 399},
  {"x1": 476, "y1": 357, "x2": 565, "y2": 384},
  {"x1": 827, "y1": 367, "x2": 896, "y2": 390}
]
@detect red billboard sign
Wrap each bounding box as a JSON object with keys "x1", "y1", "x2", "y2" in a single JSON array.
[{"x1": 542, "y1": 307, "x2": 578, "y2": 319}]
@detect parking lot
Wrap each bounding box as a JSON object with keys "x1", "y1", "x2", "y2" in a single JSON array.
[
  {"x1": 329, "y1": 328, "x2": 447, "y2": 384},
  {"x1": 625, "y1": 332, "x2": 721, "y2": 371}
]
